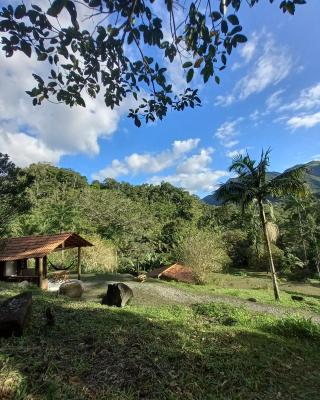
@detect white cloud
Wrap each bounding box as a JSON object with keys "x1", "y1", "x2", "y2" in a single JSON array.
[
  {"x1": 215, "y1": 33, "x2": 293, "y2": 106},
  {"x1": 150, "y1": 170, "x2": 228, "y2": 194},
  {"x1": 0, "y1": 44, "x2": 132, "y2": 166},
  {"x1": 266, "y1": 89, "x2": 285, "y2": 110},
  {"x1": 176, "y1": 148, "x2": 214, "y2": 174},
  {"x1": 0, "y1": 129, "x2": 62, "y2": 167},
  {"x1": 226, "y1": 148, "x2": 246, "y2": 158},
  {"x1": 231, "y1": 33, "x2": 258, "y2": 70},
  {"x1": 214, "y1": 119, "x2": 242, "y2": 148},
  {"x1": 92, "y1": 138, "x2": 200, "y2": 180},
  {"x1": 311, "y1": 154, "x2": 320, "y2": 161},
  {"x1": 214, "y1": 94, "x2": 235, "y2": 107},
  {"x1": 286, "y1": 112, "x2": 320, "y2": 129},
  {"x1": 279, "y1": 83, "x2": 320, "y2": 112}
]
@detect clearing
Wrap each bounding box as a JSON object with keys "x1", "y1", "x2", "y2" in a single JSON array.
[{"x1": 0, "y1": 272, "x2": 320, "y2": 400}]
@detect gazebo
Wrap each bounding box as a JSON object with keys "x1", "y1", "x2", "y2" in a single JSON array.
[{"x1": 0, "y1": 233, "x2": 93, "y2": 289}]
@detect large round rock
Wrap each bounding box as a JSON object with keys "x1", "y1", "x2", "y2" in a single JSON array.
[
  {"x1": 101, "y1": 283, "x2": 133, "y2": 307},
  {"x1": 59, "y1": 279, "x2": 84, "y2": 298}
]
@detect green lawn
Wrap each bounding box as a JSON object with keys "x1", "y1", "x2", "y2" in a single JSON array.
[{"x1": 1, "y1": 279, "x2": 320, "y2": 400}]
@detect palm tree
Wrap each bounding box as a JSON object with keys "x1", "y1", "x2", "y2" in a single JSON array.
[{"x1": 216, "y1": 149, "x2": 306, "y2": 300}]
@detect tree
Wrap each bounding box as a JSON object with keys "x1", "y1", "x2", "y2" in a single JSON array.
[
  {"x1": 0, "y1": 153, "x2": 32, "y2": 235},
  {"x1": 215, "y1": 149, "x2": 306, "y2": 300},
  {"x1": 0, "y1": 0, "x2": 306, "y2": 126}
]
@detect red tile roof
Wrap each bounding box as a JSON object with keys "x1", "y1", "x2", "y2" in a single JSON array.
[
  {"x1": 147, "y1": 263, "x2": 197, "y2": 284},
  {"x1": 0, "y1": 233, "x2": 93, "y2": 261}
]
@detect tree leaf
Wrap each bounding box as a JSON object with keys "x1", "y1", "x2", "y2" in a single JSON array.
[
  {"x1": 20, "y1": 40, "x2": 31, "y2": 57},
  {"x1": 186, "y1": 68, "x2": 194, "y2": 83},
  {"x1": 47, "y1": 0, "x2": 68, "y2": 17},
  {"x1": 194, "y1": 57, "x2": 204, "y2": 68},
  {"x1": 221, "y1": 20, "x2": 228, "y2": 34},
  {"x1": 234, "y1": 34, "x2": 247, "y2": 43},
  {"x1": 182, "y1": 61, "x2": 193, "y2": 68},
  {"x1": 14, "y1": 4, "x2": 26, "y2": 19},
  {"x1": 227, "y1": 14, "x2": 239, "y2": 25}
]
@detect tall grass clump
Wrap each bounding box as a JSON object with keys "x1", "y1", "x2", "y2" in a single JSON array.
[
  {"x1": 177, "y1": 230, "x2": 230, "y2": 284},
  {"x1": 264, "y1": 315, "x2": 320, "y2": 341}
]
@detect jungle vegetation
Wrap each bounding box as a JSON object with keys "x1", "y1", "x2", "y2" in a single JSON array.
[{"x1": 0, "y1": 152, "x2": 319, "y2": 284}]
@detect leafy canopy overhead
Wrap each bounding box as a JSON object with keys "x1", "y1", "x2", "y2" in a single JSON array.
[{"x1": 0, "y1": 0, "x2": 306, "y2": 126}]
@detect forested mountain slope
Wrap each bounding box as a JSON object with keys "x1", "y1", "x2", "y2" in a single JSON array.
[{"x1": 203, "y1": 161, "x2": 320, "y2": 205}]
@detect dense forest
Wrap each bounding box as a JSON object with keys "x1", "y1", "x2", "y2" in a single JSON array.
[{"x1": 1, "y1": 153, "x2": 320, "y2": 282}]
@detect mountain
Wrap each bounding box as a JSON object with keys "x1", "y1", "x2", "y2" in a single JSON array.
[{"x1": 202, "y1": 161, "x2": 320, "y2": 205}]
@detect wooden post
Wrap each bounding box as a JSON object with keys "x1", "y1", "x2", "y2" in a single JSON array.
[
  {"x1": 77, "y1": 247, "x2": 81, "y2": 280},
  {"x1": 39, "y1": 257, "x2": 43, "y2": 288},
  {"x1": 43, "y1": 256, "x2": 48, "y2": 278}
]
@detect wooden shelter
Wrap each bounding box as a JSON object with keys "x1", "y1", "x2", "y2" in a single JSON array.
[
  {"x1": 147, "y1": 263, "x2": 197, "y2": 284},
  {"x1": 0, "y1": 233, "x2": 93, "y2": 289}
]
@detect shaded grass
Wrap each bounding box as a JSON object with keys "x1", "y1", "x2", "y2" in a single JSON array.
[{"x1": 0, "y1": 282, "x2": 320, "y2": 399}]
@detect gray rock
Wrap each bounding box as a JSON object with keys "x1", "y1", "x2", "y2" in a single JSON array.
[
  {"x1": 59, "y1": 279, "x2": 84, "y2": 298},
  {"x1": 0, "y1": 292, "x2": 32, "y2": 337},
  {"x1": 101, "y1": 283, "x2": 133, "y2": 307}
]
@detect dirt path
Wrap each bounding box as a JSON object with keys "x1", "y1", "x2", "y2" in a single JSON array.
[{"x1": 81, "y1": 276, "x2": 320, "y2": 323}]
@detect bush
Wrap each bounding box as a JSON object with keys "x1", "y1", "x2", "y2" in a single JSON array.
[
  {"x1": 223, "y1": 229, "x2": 249, "y2": 268},
  {"x1": 176, "y1": 230, "x2": 230, "y2": 283},
  {"x1": 247, "y1": 243, "x2": 285, "y2": 271},
  {"x1": 81, "y1": 234, "x2": 118, "y2": 273}
]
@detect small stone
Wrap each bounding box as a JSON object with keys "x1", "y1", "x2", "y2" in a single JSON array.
[
  {"x1": 101, "y1": 283, "x2": 133, "y2": 307},
  {"x1": 222, "y1": 317, "x2": 237, "y2": 326},
  {"x1": 247, "y1": 297, "x2": 257, "y2": 302},
  {"x1": 291, "y1": 295, "x2": 304, "y2": 301},
  {"x1": 59, "y1": 279, "x2": 84, "y2": 298}
]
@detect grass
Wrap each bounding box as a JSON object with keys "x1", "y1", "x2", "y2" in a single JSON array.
[
  {"x1": 166, "y1": 271, "x2": 320, "y2": 314},
  {"x1": 1, "y1": 281, "x2": 320, "y2": 399}
]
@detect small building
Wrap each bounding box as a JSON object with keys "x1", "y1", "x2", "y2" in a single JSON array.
[
  {"x1": 0, "y1": 233, "x2": 93, "y2": 289},
  {"x1": 147, "y1": 263, "x2": 197, "y2": 284}
]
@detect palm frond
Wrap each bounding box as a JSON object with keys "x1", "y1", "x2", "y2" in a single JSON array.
[
  {"x1": 229, "y1": 152, "x2": 256, "y2": 177},
  {"x1": 267, "y1": 166, "x2": 307, "y2": 197}
]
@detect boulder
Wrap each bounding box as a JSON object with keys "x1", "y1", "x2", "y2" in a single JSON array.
[
  {"x1": 101, "y1": 283, "x2": 133, "y2": 307},
  {"x1": 0, "y1": 292, "x2": 32, "y2": 337},
  {"x1": 59, "y1": 279, "x2": 84, "y2": 298}
]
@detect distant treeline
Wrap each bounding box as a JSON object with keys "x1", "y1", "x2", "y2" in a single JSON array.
[{"x1": 1, "y1": 155, "x2": 319, "y2": 281}]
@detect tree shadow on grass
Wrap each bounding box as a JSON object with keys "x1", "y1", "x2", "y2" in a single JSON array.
[{"x1": 1, "y1": 289, "x2": 320, "y2": 400}]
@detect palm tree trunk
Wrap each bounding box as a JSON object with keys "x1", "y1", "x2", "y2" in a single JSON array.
[
  {"x1": 298, "y1": 210, "x2": 308, "y2": 263},
  {"x1": 258, "y1": 200, "x2": 280, "y2": 301}
]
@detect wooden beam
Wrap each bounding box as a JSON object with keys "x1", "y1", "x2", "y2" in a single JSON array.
[{"x1": 77, "y1": 247, "x2": 81, "y2": 281}]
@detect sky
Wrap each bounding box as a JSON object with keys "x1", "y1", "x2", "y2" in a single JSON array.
[{"x1": 0, "y1": 0, "x2": 320, "y2": 198}]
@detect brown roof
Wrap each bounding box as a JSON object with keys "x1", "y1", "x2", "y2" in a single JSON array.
[
  {"x1": 147, "y1": 263, "x2": 197, "y2": 284},
  {"x1": 0, "y1": 233, "x2": 93, "y2": 261}
]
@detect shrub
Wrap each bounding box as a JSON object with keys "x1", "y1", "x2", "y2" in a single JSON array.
[
  {"x1": 81, "y1": 234, "x2": 118, "y2": 273},
  {"x1": 176, "y1": 230, "x2": 230, "y2": 283},
  {"x1": 223, "y1": 229, "x2": 249, "y2": 268},
  {"x1": 247, "y1": 243, "x2": 285, "y2": 271}
]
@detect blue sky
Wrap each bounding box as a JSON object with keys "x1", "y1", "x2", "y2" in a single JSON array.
[{"x1": 1, "y1": 1, "x2": 319, "y2": 197}]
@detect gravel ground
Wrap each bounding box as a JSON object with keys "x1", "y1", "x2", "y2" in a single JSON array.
[{"x1": 79, "y1": 275, "x2": 320, "y2": 323}]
